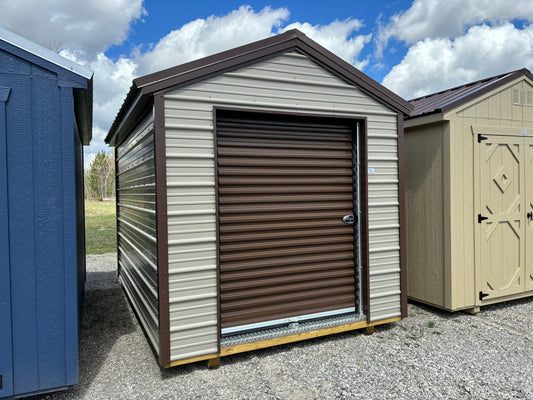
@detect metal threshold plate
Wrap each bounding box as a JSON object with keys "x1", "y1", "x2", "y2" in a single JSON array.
[{"x1": 221, "y1": 312, "x2": 366, "y2": 348}]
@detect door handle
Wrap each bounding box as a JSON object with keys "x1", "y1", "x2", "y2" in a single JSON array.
[
  {"x1": 342, "y1": 214, "x2": 354, "y2": 225},
  {"x1": 528, "y1": 211, "x2": 533, "y2": 221}
]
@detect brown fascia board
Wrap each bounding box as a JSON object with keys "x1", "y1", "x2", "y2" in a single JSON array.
[
  {"x1": 105, "y1": 85, "x2": 153, "y2": 146},
  {"x1": 135, "y1": 29, "x2": 413, "y2": 115},
  {"x1": 107, "y1": 29, "x2": 413, "y2": 145},
  {"x1": 407, "y1": 68, "x2": 533, "y2": 119}
]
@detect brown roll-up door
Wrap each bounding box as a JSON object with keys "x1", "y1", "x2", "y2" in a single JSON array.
[{"x1": 216, "y1": 110, "x2": 357, "y2": 331}]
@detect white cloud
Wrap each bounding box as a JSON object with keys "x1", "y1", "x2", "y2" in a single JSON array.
[
  {"x1": 382, "y1": 23, "x2": 533, "y2": 99},
  {"x1": 137, "y1": 6, "x2": 289, "y2": 75},
  {"x1": 59, "y1": 51, "x2": 136, "y2": 167},
  {"x1": 136, "y1": 6, "x2": 372, "y2": 75},
  {"x1": 377, "y1": 0, "x2": 533, "y2": 57},
  {"x1": 0, "y1": 0, "x2": 145, "y2": 58},
  {"x1": 281, "y1": 19, "x2": 372, "y2": 70},
  {"x1": 0, "y1": 3, "x2": 375, "y2": 166}
]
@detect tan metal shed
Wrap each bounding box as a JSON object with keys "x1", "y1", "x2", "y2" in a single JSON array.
[
  {"x1": 405, "y1": 68, "x2": 533, "y2": 313},
  {"x1": 106, "y1": 29, "x2": 412, "y2": 368}
]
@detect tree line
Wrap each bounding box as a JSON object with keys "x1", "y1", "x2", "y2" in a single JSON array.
[{"x1": 85, "y1": 151, "x2": 115, "y2": 200}]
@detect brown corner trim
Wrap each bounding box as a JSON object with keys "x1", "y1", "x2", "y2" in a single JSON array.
[
  {"x1": 397, "y1": 114, "x2": 408, "y2": 318},
  {"x1": 154, "y1": 93, "x2": 171, "y2": 366},
  {"x1": 212, "y1": 107, "x2": 222, "y2": 353}
]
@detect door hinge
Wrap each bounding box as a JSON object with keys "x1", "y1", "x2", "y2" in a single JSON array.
[
  {"x1": 0, "y1": 374, "x2": 2, "y2": 389},
  {"x1": 479, "y1": 291, "x2": 489, "y2": 301},
  {"x1": 478, "y1": 134, "x2": 488, "y2": 143},
  {"x1": 478, "y1": 214, "x2": 488, "y2": 223}
]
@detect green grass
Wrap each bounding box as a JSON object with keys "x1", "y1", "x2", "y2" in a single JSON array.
[{"x1": 85, "y1": 200, "x2": 116, "y2": 254}]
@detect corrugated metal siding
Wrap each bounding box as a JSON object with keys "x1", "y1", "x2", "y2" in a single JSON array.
[
  {"x1": 367, "y1": 117, "x2": 402, "y2": 321},
  {"x1": 116, "y1": 112, "x2": 160, "y2": 352},
  {"x1": 163, "y1": 52, "x2": 401, "y2": 360},
  {"x1": 216, "y1": 111, "x2": 356, "y2": 329}
]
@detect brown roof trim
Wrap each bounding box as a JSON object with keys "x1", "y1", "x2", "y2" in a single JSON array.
[
  {"x1": 408, "y1": 68, "x2": 533, "y2": 118},
  {"x1": 136, "y1": 29, "x2": 411, "y2": 115},
  {"x1": 106, "y1": 29, "x2": 412, "y2": 145}
]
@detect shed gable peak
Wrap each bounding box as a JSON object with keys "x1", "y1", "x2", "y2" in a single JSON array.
[{"x1": 451, "y1": 75, "x2": 533, "y2": 119}]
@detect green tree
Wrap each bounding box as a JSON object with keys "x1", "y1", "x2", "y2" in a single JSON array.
[{"x1": 86, "y1": 151, "x2": 115, "y2": 200}]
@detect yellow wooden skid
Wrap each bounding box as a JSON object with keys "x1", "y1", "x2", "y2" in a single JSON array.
[{"x1": 164, "y1": 316, "x2": 401, "y2": 368}]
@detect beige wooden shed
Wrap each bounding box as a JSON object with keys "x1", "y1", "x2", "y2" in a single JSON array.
[
  {"x1": 405, "y1": 68, "x2": 533, "y2": 313},
  {"x1": 106, "y1": 29, "x2": 412, "y2": 367}
]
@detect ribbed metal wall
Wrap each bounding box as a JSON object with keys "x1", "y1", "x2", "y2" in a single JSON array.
[
  {"x1": 163, "y1": 51, "x2": 401, "y2": 361},
  {"x1": 116, "y1": 113, "x2": 159, "y2": 352},
  {"x1": 216, "y1": 112, "x2": 356, "y2": 329}
]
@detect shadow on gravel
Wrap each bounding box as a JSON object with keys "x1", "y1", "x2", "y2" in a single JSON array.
[
  {"x1": 478, "y1": 296, "x2": 533, "y2": 313},
  {"x1": 76, "y1": 285, "x2": 137, "y2": 387},
  {"x1": 408, "y1": 296, "x2": 533, "y2": 318}
]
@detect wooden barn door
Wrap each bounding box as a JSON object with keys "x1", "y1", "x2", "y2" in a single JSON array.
[
  {"x1": 478, "y1": 135, "x2": 526, "y2": 300},
  {"x1": 216, "y1": 110, "x2": 361, "y2": 333}
]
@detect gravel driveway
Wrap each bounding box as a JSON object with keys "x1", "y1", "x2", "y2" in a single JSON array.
[{"x1": 32, "y1": 253, "x2": 532, "y2": 400}]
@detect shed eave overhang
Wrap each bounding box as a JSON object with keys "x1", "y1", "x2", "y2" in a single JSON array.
[
  {"x1": 106, "y1": 29, "x2": 413, "y2": 145},
  {"x1": 408, "y1": 68, "x2": 533, "y2": 119},
  {"x1": 404, "y1": 111, "x2": 445, "y2": 128}
]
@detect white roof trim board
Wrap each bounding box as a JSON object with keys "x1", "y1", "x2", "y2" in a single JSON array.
[{"x1": 0, "y1": 26, "x2": 92, "y2": 79}]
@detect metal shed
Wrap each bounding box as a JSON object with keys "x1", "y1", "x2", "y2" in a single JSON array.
[
  {"x1": 105, "y1": 29, "x2": 411, "y2": 368},
  {"x1": 405, "y1": 68, "x2": 533, "y2": 313},
  {"x1": 0, "y1": 28, "x2": 92, "y2": 398}
]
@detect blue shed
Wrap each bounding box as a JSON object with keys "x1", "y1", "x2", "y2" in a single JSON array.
[{"x1": 0, "y1": 28, "x2": 92, "y2": 399}]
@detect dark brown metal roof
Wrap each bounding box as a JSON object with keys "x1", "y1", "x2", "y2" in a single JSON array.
[
  {"x1": 408, "y1": 68, "x2": 533, "y2": 118},
  {"x1": 106, "y1": 29, "x2": 412, "y2": 146}
]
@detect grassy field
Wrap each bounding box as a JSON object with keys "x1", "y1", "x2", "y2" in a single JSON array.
[{"x1": 85, "y1": 200, "x2": 116, "y2": 254}]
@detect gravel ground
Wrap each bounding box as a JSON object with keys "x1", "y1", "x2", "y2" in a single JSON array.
[{"x1": 32, "y1": 253, "x2": 532, "y2": 400}]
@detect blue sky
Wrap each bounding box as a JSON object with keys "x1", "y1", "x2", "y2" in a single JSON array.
[{"x1": 1, "y1": 0, "x2": 532, "y2": 164}]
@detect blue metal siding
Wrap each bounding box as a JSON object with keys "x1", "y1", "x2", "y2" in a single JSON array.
[
  {"x1": 0, "y1": 47, "x2": 87, "y2": 398},
  {"x1": 0, "y1": 86, "x2": 13, "y2": 398}
]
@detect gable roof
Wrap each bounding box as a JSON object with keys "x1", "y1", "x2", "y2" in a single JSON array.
[
  {"x1": 106, "y1": 29, "x2": 412, "y2": 146},
  {"x1": 408, "y1": 68, "x2": 533, "y2": 118},
  {"x1": 0, "y1": 27, "x2": 93, "y2": 144}
]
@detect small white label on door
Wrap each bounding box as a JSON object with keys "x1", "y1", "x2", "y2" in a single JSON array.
[
  {"x1": 368, "y1": 168, "x2": 375, "y2": 175},
  {"x1": 522, "y1": 129, "x2": 527, "y2": 135}
]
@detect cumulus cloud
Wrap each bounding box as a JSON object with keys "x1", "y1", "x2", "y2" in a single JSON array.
[
  {"x1": 281, "y1": 19, "x2": 372, "y2": 70},
  {"x1": 376, "y1": 0, "x2": 533, "y2": 57},
  {"x1": 0, "y1": 0, "x2": 145, "y2": 59},
  {"x1": 136, "y1": 6, "x2": 372, "y2": 76},
  {"x1": 382, "y1": 23, "x2": 533, "y2": 99},
  {"x1": 138, "y1": 6, "x2": 289, "y2": 75},
  {"x1": 0, "y1": 3, "x2": 374, "y2": 165},
  {"x1": 59, "y1": 50, "x2": 138, "y2": 162}
]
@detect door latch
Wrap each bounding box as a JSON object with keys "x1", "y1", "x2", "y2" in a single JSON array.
[{"x1": 342, "y1": 214, "x2": 354, "y2": 225}]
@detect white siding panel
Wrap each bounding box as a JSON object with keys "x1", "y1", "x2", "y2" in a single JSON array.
[{"x1": 164, "y1": 52, "x2": 401, "y2": 360}]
